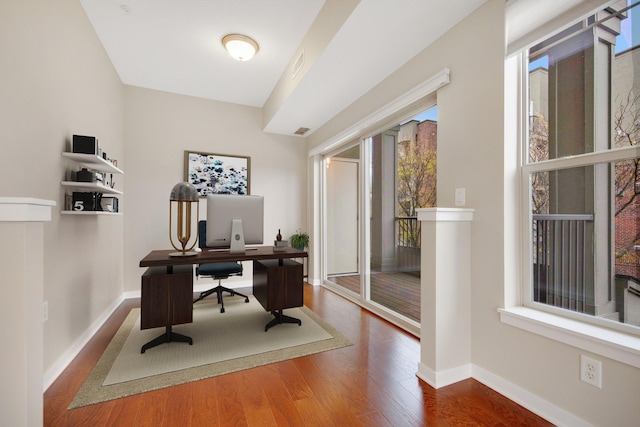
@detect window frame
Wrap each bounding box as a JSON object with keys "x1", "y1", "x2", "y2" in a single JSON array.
[
  {"x1": 499, "y1": 8, "x2": 640, "y2": 367},
  {"x1": 520, "y1": 17, "x2": 640, "y2": 335}
]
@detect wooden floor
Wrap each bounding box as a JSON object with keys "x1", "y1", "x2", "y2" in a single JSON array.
[
  {"x1": 329, "y1": 272, "x2": 421, "y2": 322},
  {"x1": 44, "y1": 284, "x2": 552, "y2": 426}
]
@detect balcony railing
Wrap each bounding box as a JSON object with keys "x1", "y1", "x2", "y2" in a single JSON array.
[
  {"x1": 396, "y1": 216, "x2": 420, "y2": 273},
  {"x1": 532, "y1": 214, "x2": 594, "y2": 313}
]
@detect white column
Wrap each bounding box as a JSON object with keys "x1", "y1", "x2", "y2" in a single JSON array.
[
  {"x1": 0, "y1": 198, "x2": 55, "y2": 427},
  {"x1": 416, "y1": 207, "x2": 474, "y2": 389}
]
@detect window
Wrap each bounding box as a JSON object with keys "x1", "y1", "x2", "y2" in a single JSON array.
[{"x1": 523, "y1": 2, "x2": 640, "y2": 334}]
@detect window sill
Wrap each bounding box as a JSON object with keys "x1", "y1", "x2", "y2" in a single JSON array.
[{"x1": 498, "y1": 307, "x2": 640, "y2": 368}]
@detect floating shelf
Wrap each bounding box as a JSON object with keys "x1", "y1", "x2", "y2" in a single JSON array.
[
  {"x1": 62, "y1": 152, "x2": 123, "y2": 174},
  {"x1": 61, "y1": 211, "x2": 122, "y2": 216},
  {"x1": 61, "y1": 181, "x2": 123, "y2": 195},
  {"x1": 62, "y1": 151, "x2": 123, "y2": 215}
]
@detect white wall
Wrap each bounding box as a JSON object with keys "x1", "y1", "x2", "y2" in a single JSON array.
[
  {"x1": 0, "y1": 0, "x2": 308, "y2": 393},
  {"x1": 308, "y1": 0, "x2": 640, "y2": 425},
  {"x1": 4, "y1": 0, "x2": 637, "y2": 424},
  {"x1": 123, "y1": 86, "x2": 308, "y2": 292},
  {"x1": 0, "y1": 0, "x2": 125, "y2": 382}
]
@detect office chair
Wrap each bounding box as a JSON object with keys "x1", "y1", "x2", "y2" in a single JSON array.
[{"x1": 193, "y1": 220, "x2": 250, "y2": 313}]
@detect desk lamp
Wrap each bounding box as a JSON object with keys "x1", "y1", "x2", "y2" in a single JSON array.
[{"x1": 169, "y1": 182, "x2": 199, "y2": 257}]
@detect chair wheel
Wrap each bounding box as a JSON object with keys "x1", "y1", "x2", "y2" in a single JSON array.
[
  {"x1": 220, "y1": 307, "x2": 225, "y2": 313},
  {"x1": 244, "y1": 298, "x2": 249, "y2": 303}
]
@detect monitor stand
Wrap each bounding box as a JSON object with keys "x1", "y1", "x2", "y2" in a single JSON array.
[{"x1": 229, "y1": 219, "x2": 246, "y2": 254}]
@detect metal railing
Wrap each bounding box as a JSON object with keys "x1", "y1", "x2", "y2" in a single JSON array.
[
  {"x1": 396, "y1": 216, "x2": 421, "y2": 273},
  {"x1": 532, "y1": 214, "x2": 594, "y2": 313}
]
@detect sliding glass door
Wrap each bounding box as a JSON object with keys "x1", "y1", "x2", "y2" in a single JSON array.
[
  {"x1": 323, "y1": 106, "x2": 437, "y2": 327},
  {"x1": 325, "y1": 145, "x2": 361, "y2": 296}
]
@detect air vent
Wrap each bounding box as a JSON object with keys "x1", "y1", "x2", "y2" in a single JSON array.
[
  {"x1": 291, "y1": 50, "x2": 304, "y2": 77},
  {"x1": 294, "y1": 127, "x2": 310, "y2": 136}
]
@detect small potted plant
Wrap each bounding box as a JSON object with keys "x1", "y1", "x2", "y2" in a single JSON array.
[{"x1": 289, "y1": 229, "x2": 309, "y2": 250}]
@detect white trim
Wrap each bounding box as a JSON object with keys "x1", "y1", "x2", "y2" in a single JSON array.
[
  {"x1": 416, "y1": 362, "x2": 472, "y2": 389},
  {"x1": 524, "y1": 144, "x2": 640, "y2": 173},
  {"x1": 472, "y1": 364, "x2": 591, "y2": 427},
  {"x1": 43, "y1": 293, "x2": 125, "y2": 391},
  {"x1": 417, "y1": 207, "x2": 475, "y2": 222},
  {"x1": 506, "y1": 0, "x2": 617, "y2": 56},
  {"x1": 513, "y1": 0, "x2": 640, "y2": 373},
  {"x1": 499, "y1": 306, "x2": 640, "y2": 368},
  {"x1": 43, "y1": 279, "x2": 248, "y2": 390},
  {"x1": 416, "y1": 361, "x2": 592, "y2": 425},
  {"x1": 0, "y1": 197, "x2": 56, "y2": 222},
  {"x1": 311, "y1": 130, "x2": 361, "y2": 158},
  {"x1": 321, "y1": 280, "x2": 420, "y2": 337},
  {"x1": 308, "y1": 68, "x2": 450, "y2": 157}
]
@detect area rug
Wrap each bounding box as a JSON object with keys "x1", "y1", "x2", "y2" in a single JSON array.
[{"x1": 69, "y1": 296, "x2": 351, "y2": 409}]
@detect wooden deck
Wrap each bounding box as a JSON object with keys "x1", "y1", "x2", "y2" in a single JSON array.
[{"x1": 328, "y1": 272, "x2": 421, "y2": 322}]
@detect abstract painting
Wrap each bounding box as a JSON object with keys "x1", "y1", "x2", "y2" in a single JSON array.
[{"x1": 184, "y1": 151, "x2": 250, "y2": 196}]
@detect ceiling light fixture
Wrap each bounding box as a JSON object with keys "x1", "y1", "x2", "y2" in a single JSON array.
[{"x1": 222, "y1": 34, "x2": 259, "y2": 61}]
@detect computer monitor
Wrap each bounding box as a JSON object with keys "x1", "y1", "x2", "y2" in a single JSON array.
[{"x1": 205, "y1": 194, "x2": 264, "y2": 253}]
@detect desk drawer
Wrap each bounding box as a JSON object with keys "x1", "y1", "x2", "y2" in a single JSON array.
[
  {"x1": 141, "y1": 265, "x2": 193, "y2": 329},
  {"x1": 253, "y1": 259, "x2": 303, "y2": 312}
]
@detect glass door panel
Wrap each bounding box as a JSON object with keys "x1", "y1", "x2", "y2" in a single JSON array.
[
  {"x1": 325, "y1": 145, "x2": 361, "y2": 296},
  {"x1": 366, "y1": 107, "x2": 437, "y2": 323},
  {"x1": 321, "y1": 106, "x2": 436, "y2": 325}
]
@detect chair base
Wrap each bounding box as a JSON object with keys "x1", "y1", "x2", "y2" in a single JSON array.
[{"x1": 193, "y1": 284, "x2": 250, "y2": 313}]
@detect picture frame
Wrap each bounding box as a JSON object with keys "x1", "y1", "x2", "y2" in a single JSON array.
[{"x1": 184, "y1": 150, "x2": 251, "y2": 196}]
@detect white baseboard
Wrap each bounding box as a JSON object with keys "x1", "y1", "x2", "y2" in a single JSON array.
[
  {"x1": 44, "y1": 279, "x2": 255, "y2": 389},
  {"x1": 471, "y1": 364, "x2": 590, "y2": 427},
  {"x1": 414, "y1": 362, "x2": 588, "y2": 426},
  {"x1": 416, "y1": 362, "x2": 472, "y2": 389},
  {"x1": 43, "y1": 294, "x2": 125, "y2": 391},
  {"x1": 45, "y1": 288, "x2": 587, "y2": 427}
]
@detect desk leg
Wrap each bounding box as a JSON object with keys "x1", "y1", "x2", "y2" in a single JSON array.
[
  {"x1": 265, "y1": 309, "x2": 301, "y2": 331},
  {"x1": 141, "y1": 325, "x2": 193, "y2": 353}
]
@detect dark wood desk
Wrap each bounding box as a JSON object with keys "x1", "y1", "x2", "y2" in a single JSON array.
[
  {"x1": 253, "y1": 259, "x2": 304, "y2": 331},
  {"x1": 139, "y1": 246, "x2": 308, "y2": 352},
  {"x1": 139, "y1": 246, "x2": 307, "y2": 268}
]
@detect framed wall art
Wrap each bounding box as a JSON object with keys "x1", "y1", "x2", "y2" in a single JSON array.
[{"x1": 184, "y1": 150, "x2": 251, "y2": 196}]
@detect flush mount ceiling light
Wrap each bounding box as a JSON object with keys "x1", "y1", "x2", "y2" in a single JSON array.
[{"x1": 222, "y1": 34, "x2": 259, "y2": 61}]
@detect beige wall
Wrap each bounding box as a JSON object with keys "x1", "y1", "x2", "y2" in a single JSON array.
[
  {"x1": 123, "y1": 87, "x2": 308, "y2": 293},
  {"x1": 3, "y1": 0, "x2": 638, "y2": 424},
  {"x1": 308, "y1": 0, "x2": 640, "y2": 425},
  {"x1": 0, "y1": 0, "x2": 125, "y2": 381},
  {"x1": 0, "y1": 0, "x2": 308, "y2": 391}
]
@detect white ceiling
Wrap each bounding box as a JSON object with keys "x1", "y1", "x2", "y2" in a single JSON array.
[{"x1": 80, "y1": 0, "x2": 488, "y2": 137}]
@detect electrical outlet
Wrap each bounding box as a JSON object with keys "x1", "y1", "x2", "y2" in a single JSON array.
[
  {"x1": 580, "y1": 355, "x2": 602, "y2": 389},
  {"x1": 43, "y1": 301, "x2": 48, "y2": 323}
]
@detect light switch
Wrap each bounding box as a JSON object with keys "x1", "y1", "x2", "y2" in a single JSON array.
[{"x1": 455, "y1": 188, "x2": 465, "y2": 207}]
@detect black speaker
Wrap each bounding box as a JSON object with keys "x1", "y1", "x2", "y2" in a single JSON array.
[
  {"x1": 72, "y1": 135, "x2": 98, "y2": 155},
  {"x1": 72, "y1": 192, "x2": 101, "y2": 211}
]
